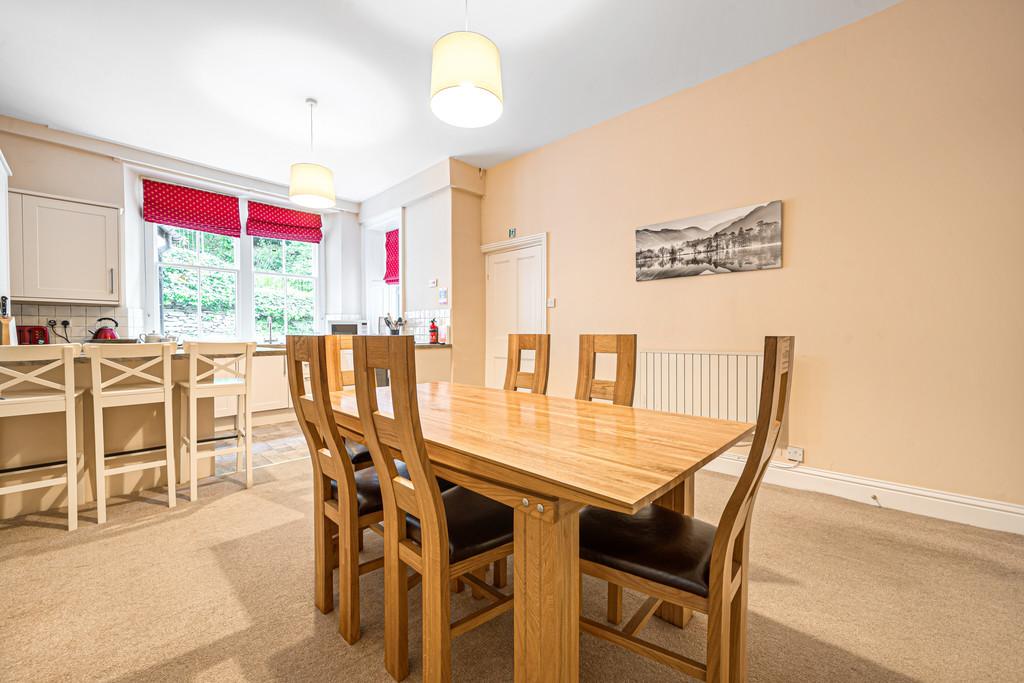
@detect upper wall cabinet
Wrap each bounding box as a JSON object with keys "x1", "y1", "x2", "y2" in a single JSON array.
[{"x1": 8, "y1": 192, "x2": 121, "y2": 304}]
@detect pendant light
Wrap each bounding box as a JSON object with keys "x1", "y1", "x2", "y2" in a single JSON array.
[
  {"x1": 289, "y1": 97, "x2": 336, "y2": 209},
  {"x1": 430, "y1": 0, "x2": 503, "y2": 128}
]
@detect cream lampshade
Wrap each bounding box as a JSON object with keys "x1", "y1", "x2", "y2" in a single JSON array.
[
  {"x1": 289, "y1": 162, "x2": 335, "y2": 209},
  {"x1": 430, "y1": 30, "x2": 503, "y2": 128}
]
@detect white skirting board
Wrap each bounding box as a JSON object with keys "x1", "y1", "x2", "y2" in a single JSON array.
[{"x1": 705, "y1": 452, "x2": 1024, "y2": 535}]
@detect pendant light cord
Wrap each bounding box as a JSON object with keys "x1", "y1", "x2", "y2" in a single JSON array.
[
  {"x1": 308, "y1": 99, "x2": 315, "y2": 154},
  {"x1": 464, "y1": 0, "x2": 469, "y2": 31}
]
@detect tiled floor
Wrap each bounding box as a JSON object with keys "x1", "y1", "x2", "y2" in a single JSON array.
[{"x1": 214, "y1": 420, "x2": 308, "y2": 474}]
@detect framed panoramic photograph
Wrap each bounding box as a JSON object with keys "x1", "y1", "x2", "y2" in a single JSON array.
[{"x1": 635, "y1": 200, "x2": 782, "y2": 281}]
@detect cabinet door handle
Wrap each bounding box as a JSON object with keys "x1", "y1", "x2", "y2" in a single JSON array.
[{"x1": 109, "y1": 268, "x2": 115, "y2": 293}]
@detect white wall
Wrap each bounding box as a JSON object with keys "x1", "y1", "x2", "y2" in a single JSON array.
[
  {"x1": 323, "y1": 210, "x2": 362, "y2": 320},
  {"x1": 0, "y1": 151, "x2": 11, "y2": 303},
  {"x1": 404, "y1": 190, "x2": 452, "y2": 313}
]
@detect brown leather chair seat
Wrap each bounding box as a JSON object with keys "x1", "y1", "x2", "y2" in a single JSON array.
[
  {"x1": 579, "y1": 504, "x2": 717, "y2": 597},
  {"x1": 346, "y1": 441, "x2": 372, "y2": 466},
  {"x1": 332, "y1": 465, "x2": 457, "y2": 517},
  {"x1": 407, "y1": 486, "x2": 514, "y2": 563}
]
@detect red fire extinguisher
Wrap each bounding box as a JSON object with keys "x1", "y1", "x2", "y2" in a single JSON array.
[{"x1": 429, "y1": 318, "x2": 439, "y2": 344}]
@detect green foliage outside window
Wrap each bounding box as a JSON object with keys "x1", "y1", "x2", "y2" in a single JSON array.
[{"x1": 156, "y1": 225, "x2": 316, "y2": 341}]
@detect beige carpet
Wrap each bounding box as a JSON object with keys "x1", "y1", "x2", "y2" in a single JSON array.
[{"x1": 1, "y1": 428, "x2": 1022, "y2": 682}]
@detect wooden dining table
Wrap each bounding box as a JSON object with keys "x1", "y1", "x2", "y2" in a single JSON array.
[{"x1": 330, "y1": 381, "x2": 753, "y2": 682}]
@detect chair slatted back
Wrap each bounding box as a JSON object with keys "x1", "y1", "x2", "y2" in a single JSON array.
[
  {"x1": 503, "y1": 333, "x2": 550, "y2": 394},
  {"x1": 352, "y1": 335, "x2": 448, "y2": 569},
  {"x1": 84, "y1": 343, "x2": 174, "y2": 397},
  {"x1": 286, "y1": 336, "x2": 355, "y2": 505},
  {"x1": 712, "y1": 336, "x2": 794, "y2": 587},
  {"x1": 183, "y1": 341, "x2": 254, "y2": 391},
  {"x1": 575, "y1": 334, "x2": 637, "y2": 406},
  {"x1": 0, "y1": 344, "x2": 78, "y2": 405},
  {"x1": 324, "y1": 334, "x2": 356, "y2": 392}
]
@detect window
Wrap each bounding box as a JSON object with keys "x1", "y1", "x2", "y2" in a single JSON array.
[
  {"x1": 252, "y1": 237, "x2": 317, "y2": 343},
  {"x1": 156, "y1": 225, "x2": 239, "y2": 338}
]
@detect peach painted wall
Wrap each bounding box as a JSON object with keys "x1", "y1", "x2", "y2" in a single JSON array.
[{"x1": 480, "y1": 0, "x2": 1024, "y2": 504}]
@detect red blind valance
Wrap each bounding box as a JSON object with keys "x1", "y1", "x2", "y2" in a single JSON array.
[
  {"x1": 384, "y1": 229, "x2": 400, "y2": 284},
  {"x1": 246, "y1": 202, "x2": 323, "y2": 243},
  {"x1": 142, "y1": 179, "x2": 241, "y2": 237}
]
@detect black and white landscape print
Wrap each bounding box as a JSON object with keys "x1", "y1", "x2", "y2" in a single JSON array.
[{"x1": 635, "y1": 200, "x2": 782, "y2": 281}]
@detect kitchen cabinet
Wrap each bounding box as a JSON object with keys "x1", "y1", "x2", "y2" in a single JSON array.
[
  {"x1": 216, "y1": 353, "x2": 292, "y2": 417},
  {"x1": 8, "y1": 192, "x2": 120, "y2": 304}
]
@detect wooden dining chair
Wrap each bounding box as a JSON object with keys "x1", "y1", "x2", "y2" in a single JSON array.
[
  {"x1": 322, "y1": 334, "x2": 374, "y2": 474},
  {"x1": 503, "y1": 333, "x2": 550, "y2": 394},
  {"x1": 286, "y1": 334, "x2": 460, "y2": 645},
  {"x1": 353, "y1": 334, "x2": 514, "y2": 682},
  {"x1": 575, "y1": 334, "x2": 637, "y2": 406},
  {"x1": 286, "y1": 334, "x2": 383, "y2": 645},
  {"x1": 577, "y1": 336, "x2": 794, "y2": 682}
]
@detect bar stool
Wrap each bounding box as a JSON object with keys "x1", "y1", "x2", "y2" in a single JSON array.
[
  {"x1": 0, "y1": 344, "x2": 81, "y2": 531},
  {"x1": 178, "y1": 342, "x2": 255, "y2": 501},
  {"x1": 84, "y1": 343, "x2": 176, "y2": 524}
]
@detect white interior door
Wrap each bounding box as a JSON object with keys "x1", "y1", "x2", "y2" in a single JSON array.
[{"x1": 485, "y1": 241, "x2": 545, "y2": 388}]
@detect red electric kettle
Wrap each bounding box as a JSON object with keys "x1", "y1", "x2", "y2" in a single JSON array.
[{"x1": 90, "y1": 317, "x2": 120, "y2": 340}]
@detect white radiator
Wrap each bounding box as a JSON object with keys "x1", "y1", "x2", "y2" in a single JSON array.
[{"x1": 635, "y1": 350, "x2": 763, "y2": 423}]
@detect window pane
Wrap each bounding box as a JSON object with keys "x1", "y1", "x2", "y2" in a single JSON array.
[
  {"x1": 200, "y1": 270, "x2": 237, "y2": 336},
  {"x1": 253, "y1": 237, "x2": 284, "y2": 273},
  {"x1": 159, "y1": 266, "x2": 198, "y2": 337},
  {"x1": 287, "y1": 277, "x2": 315, "y2": 335},
  {"x1": 254, "y1": 274, "x2": 286, "y2": 342},
  {"x1": 199, "y1": 233, "x2": 237, "y2": 268},
  {"x1": 285, "y1": 240, "x2": 314, "y2": 276},
  {"x1": 157, "y1": 226, "x2": 196, "y2": 265}
]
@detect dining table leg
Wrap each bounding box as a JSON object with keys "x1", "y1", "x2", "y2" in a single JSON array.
[
  {"x1": 514, "y1": 503, "x2": 580, "y2": 682},
  {"x1": 654, "y1": 475, "x2": 695, "y2": 628}
]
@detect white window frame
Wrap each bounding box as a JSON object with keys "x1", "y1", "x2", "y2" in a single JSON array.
[
  {"x1": 250, "y1": 234, "x2": 320, "y2": 343},
  {"x1": 144, "y1": 201, "x2": 325, "y2": 341}
]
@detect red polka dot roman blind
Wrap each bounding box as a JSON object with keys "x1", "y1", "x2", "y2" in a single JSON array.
[
  {"x1": 246, "y1": 202, "x2": 323, "y2": 243},
  {"x1": 384, "y1": 229, "x2": 400, "y2": 284},
  {"x1": 142, "y1": 179, "x2": 241, "y2": 237}
]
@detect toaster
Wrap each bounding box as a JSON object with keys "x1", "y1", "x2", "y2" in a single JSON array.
[{"x1": 16, "y1": 325, "x2": 50, "y2": 345}]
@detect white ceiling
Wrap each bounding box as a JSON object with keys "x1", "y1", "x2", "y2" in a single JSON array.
[{"x1": 0, "y1": 0, "x2": 898, "y2": 202}]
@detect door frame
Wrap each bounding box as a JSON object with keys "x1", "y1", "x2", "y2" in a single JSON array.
[{"x1": 481, "y1": 232, "x2": 548, "y2": 387}]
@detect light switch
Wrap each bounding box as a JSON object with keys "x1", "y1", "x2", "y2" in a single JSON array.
[
  {"x1": 428, "y1": 278, "x2": 438, "y2": 288},
  {"x1": 546, "y1": 297, "x2": 556, "y2": 308}
]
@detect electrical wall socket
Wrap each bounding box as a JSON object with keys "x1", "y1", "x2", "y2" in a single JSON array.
[
  {"x1": 786, "y1": 446, "x2": 804, "y2": 463},
  {"x1": 546, "y1": 297, "x2": 556, "y2": 308}
]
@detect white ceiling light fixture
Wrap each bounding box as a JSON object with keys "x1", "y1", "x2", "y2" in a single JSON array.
[
  {"x1": 289, "y1": 97, "x2": 336, "y2": 209},
  {"x1": 430, "y1": 0, "x2": 503, "y2": 128}
]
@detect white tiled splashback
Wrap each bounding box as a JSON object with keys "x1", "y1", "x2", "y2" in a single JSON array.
[
  {"x1": 9, "y1": 303, "x2": 146, "y2": 342},
  {"x1": 404, "y1": 309, "x2": 450, "y2": 344}
]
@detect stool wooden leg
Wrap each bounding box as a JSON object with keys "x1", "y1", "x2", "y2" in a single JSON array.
[
  {"x1": 65, "y1": 398, "x2": 78, "y2": 531},
  {"x1": 242, "y1": 394, "x2": 253, "y2": 489},
  {"x1": 178, "y1": 389, "x2": 188, "y2": 487},
  {"x1": 470, "y1": 567, "x2": 488, "y2": 599},
  {"x1": 163, "y1": 390, "x2": 176, "y2": 509},
  {"x1": 492, "y1": 558, "x2": 508, "y2": 588},
  {"x1": 92, "y1": 398, "x2": 107, "y2": 525},
  {"x1": 234, "y1": 395, "x2": 243, "y2": 474},
  {"x1": 383, "y1": 518, "x2": 409, "y2": 681},
  {"x1": 421, "y1": 561, "x2": 452, "y2": 682},
  {"x1": 313, "y1": 494, "x2": 334, "y2": 615},
  {"x1": 607, "y1": 583, "x2": 623, "y2": 624},
  {"x1": 188, "y1": 394, "x2": 199, "y2": 502},
  {"x1": 338, "y1": 505, "x2": 360, "y2": 644}
]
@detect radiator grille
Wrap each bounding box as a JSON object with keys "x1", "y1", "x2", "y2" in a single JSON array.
[{"x1": 635, "y1": 351, "x2": 763, "y2": 422}]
